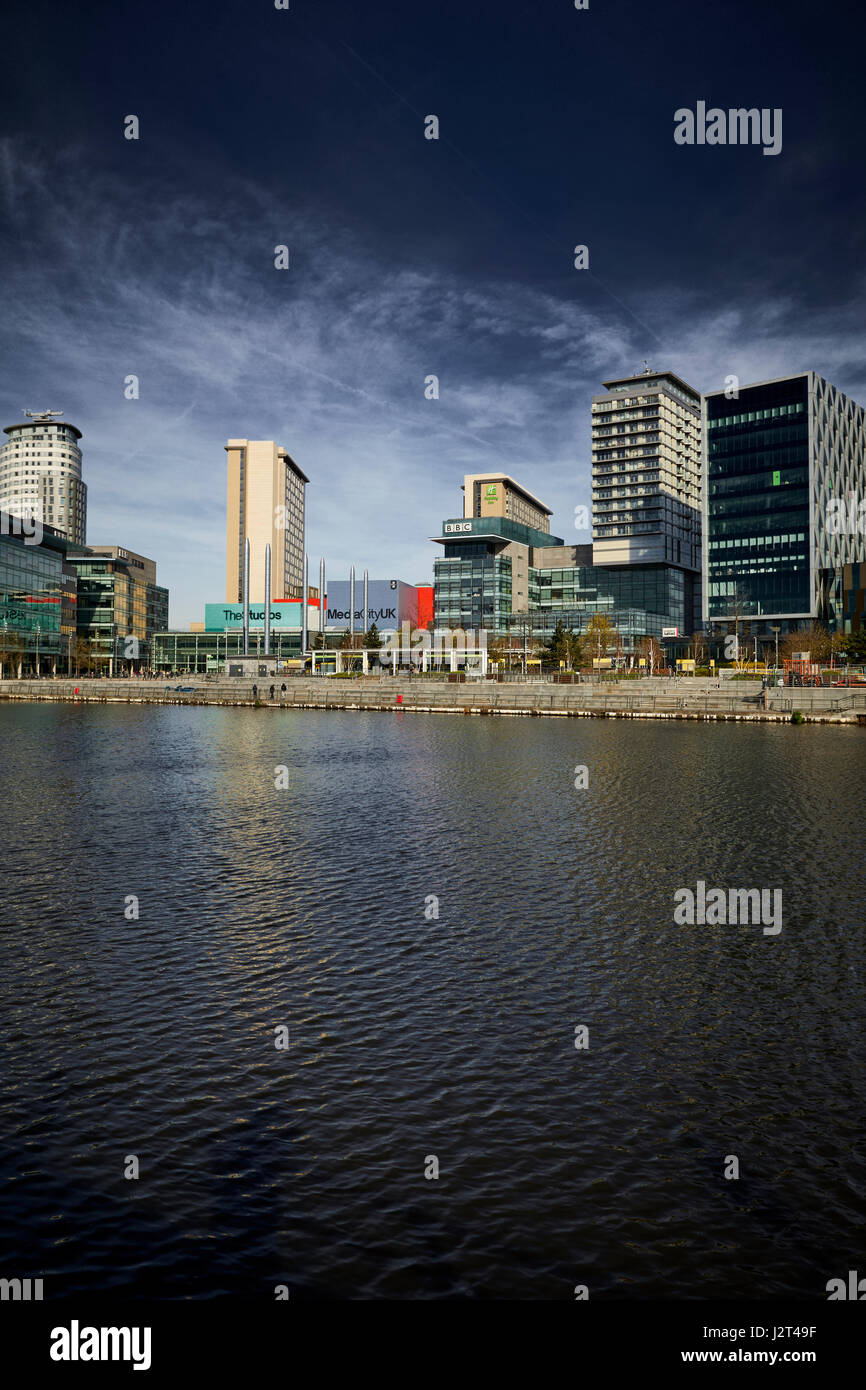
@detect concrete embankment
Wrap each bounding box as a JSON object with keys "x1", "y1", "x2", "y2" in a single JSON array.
[{"x1": 1, "y1": 676, "x2": 864, "y2": 724}]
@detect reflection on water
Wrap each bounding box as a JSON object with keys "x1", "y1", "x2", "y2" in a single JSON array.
[{"x1": 0, "y1": 703, "x2": 863, "y2": 1298}]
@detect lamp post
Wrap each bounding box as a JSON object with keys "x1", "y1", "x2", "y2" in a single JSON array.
[
  {"x1": 35, "y1": 623, "x2": 41, "y2": 678},
  {"x1": 771, "y1": 625, "x2": 780, "y2": 682}
]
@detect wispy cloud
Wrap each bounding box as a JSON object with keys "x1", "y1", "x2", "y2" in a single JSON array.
[{"x1": 1, "y1": 137, "x2": 865, "y2": 625}]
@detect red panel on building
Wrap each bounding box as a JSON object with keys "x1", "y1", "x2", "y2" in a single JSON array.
[{"x1": 417, "y1": 585, "x2": 434, "y2": 630}]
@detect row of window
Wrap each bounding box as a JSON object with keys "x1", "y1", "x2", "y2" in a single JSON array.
[{"x1": 708, "y1": 403, "x2": 804, "y2": 429}]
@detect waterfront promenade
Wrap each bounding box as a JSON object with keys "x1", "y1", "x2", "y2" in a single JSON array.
[{"x1": 1, "y1": 675, "x2": 863, "y2": 723}]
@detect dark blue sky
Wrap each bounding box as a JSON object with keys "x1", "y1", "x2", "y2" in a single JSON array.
[{"x1": 2, "y1": 0, "x2": 865, "y2": 622}]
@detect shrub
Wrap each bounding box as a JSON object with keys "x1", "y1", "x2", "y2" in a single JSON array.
[{"x1": 790, "y1": 710, "x2": 805, "y2": 724}]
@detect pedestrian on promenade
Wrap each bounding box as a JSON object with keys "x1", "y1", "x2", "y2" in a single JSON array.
[{"x1": 252, "y1": 683, "x2": 258, "y2": 700}]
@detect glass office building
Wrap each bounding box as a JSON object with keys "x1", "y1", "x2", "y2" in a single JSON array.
[
  {"x1": 705, "y1": 377, "x2": 810, "y2": 624},
  {"x1": 522, "y1": 561, "x2": 690, "y2": 647},
  {"x1": 0, "y1": 516, "x2": 73, "y2": 675},
  {"x1": 432, "y1": 516, "x2": 564, "y2": 632},
  {"x1": 66, "y1": 546, "x2": 169, "y2": 670},
  {"x1": 704, "y1": 373, "x2": 866, "y2": 633},
  {"x1": 433, "y1": 510, "x2": 695, "y2": 650}
]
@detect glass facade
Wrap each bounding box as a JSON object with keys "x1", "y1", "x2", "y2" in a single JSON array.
[
  {"x1": 529, "y1": 562, "x2": 686, "y2": 619},
  {"x1": 66, "y1": 552, "x2": 169, "y2": 669},
  {"x1": 518, "y1": 561, "x2": 691, "y2": 649},
  {"x1": 433, "y1": 516, "x2": 565, "y2": 633},
  {"x1": 434, "y1": 547, "x2": 513, "y2": 631},
  {"x1": 153, "y1": 630, "x2": 306, "y2": 673},
  {"x1": 0, "y1": 520, "x2": 69, "y2": 673},
  {"x1": 706, "y1": 378, "x2": 810, "y2": 620}
]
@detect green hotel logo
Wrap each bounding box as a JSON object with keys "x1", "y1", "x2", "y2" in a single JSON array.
[
  {"x1": 772, "y1": 470, "x2": 781, "y2": 486},
  {"x1": 485, "y1": 484, "x2": 498, "y2": 502}
]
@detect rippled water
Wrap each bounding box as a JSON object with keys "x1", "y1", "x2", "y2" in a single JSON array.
[{"x1": 1, "y1": 703, "x2": 864, "y2": 1299}]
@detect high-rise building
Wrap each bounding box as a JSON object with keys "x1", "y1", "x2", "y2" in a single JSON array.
[
  {"x1": 432, "y1": 459, "x2": 698, "y2": 649},
  {"x1": 591, "y1": 370, "x2": 702, "y2": 572},
  {"x1": 433, "y1": 473, "x2": 560, "y2": 630},
  {"x1": 703, "y1": 372, "x2": 866, "y2": 635},
  {"x1": 225, "y1": 439, "x2": 308, "y2": 603},
  {"x1": 461, "y1": 473, "x2": 552, "y2": 533},
  {"x1": 0, "y1": 410, "x2": 87, "y2": 545}
]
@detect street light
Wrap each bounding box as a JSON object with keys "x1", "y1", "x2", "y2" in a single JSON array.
[
  {"x1": 771, "y1": 625, "x2": 781, "y2": 683},
  {"x1": 35, "y1": 623, "x2": 41, "y2": 678}
]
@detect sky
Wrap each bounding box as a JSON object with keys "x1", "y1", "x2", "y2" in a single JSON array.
[{"x1": 2, "y1": 0, "x2": 866, "y2": 626}]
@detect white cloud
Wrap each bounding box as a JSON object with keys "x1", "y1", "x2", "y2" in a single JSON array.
[{"x1": 2, "y1": 137, "x2": 865, "y2": 625}]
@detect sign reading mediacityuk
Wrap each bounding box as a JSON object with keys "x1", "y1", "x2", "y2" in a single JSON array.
[{"x1": 323, "y1": 580, "x2": 418, "y2": 631}]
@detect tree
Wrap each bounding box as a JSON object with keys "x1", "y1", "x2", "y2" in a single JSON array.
[
  {"x1": 690, "y1": 630, "x2": 708, "y2": 666},
  {"x1": 486, "y1": 633, "x2": 510, "y2": 666},
  {"x1": 74, "y1": 638, "x2": 94, "y2": 675},
  {"x1": 635, "y1": 635, "x2": 664, "y2": 675},
  {"x1": 0, "y1": 627, "x2": 24, "y2": 678},
  {"x1": 779, "y1": 622, "x2": 832, "y2": 664},
  {"x1": 567, "y1": 630, "x2": 583, "y2": 669},
  {"x1": 339, "y1": 628, "x2": 353, "y2": 650},
  {"x1": 547, "y1": 619, "x2": 582, "y2": 669},
  {"x1": 839, "y1": 629, "x2": 866, "y2": 664},
  {"x1": 583, "y1": 613, "x2": 618, "y2": 666},
  {"x1": 364, "y1": 622, "x2": 382, "y2": 650}
]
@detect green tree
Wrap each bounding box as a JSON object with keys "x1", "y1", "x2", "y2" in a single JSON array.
[
  {"x1": 547, "y1": 619, "x2": 582, "y2": 668},
  {"x1": 364, "y1": 622, "x2": 382, "y2": 650},
  {"x1": 839, "y1": 629, "x2": 866, "y2": 664},
  {"x1": 339, "y1": 628, "x2": 353, "y2": 650}
]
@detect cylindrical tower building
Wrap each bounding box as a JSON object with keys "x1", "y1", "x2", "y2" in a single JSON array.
[{"x1": 0, "y1": 410, "x2": 87, "y2": 544}]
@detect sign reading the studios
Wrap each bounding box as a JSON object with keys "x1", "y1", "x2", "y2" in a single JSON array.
[{"x1": 204, "y1": 603, "x2": 299, "y2": 631}]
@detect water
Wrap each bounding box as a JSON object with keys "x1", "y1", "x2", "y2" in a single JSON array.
[{"x1": 1, "y1": 702, "x2": 863, "y2": 1299}]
